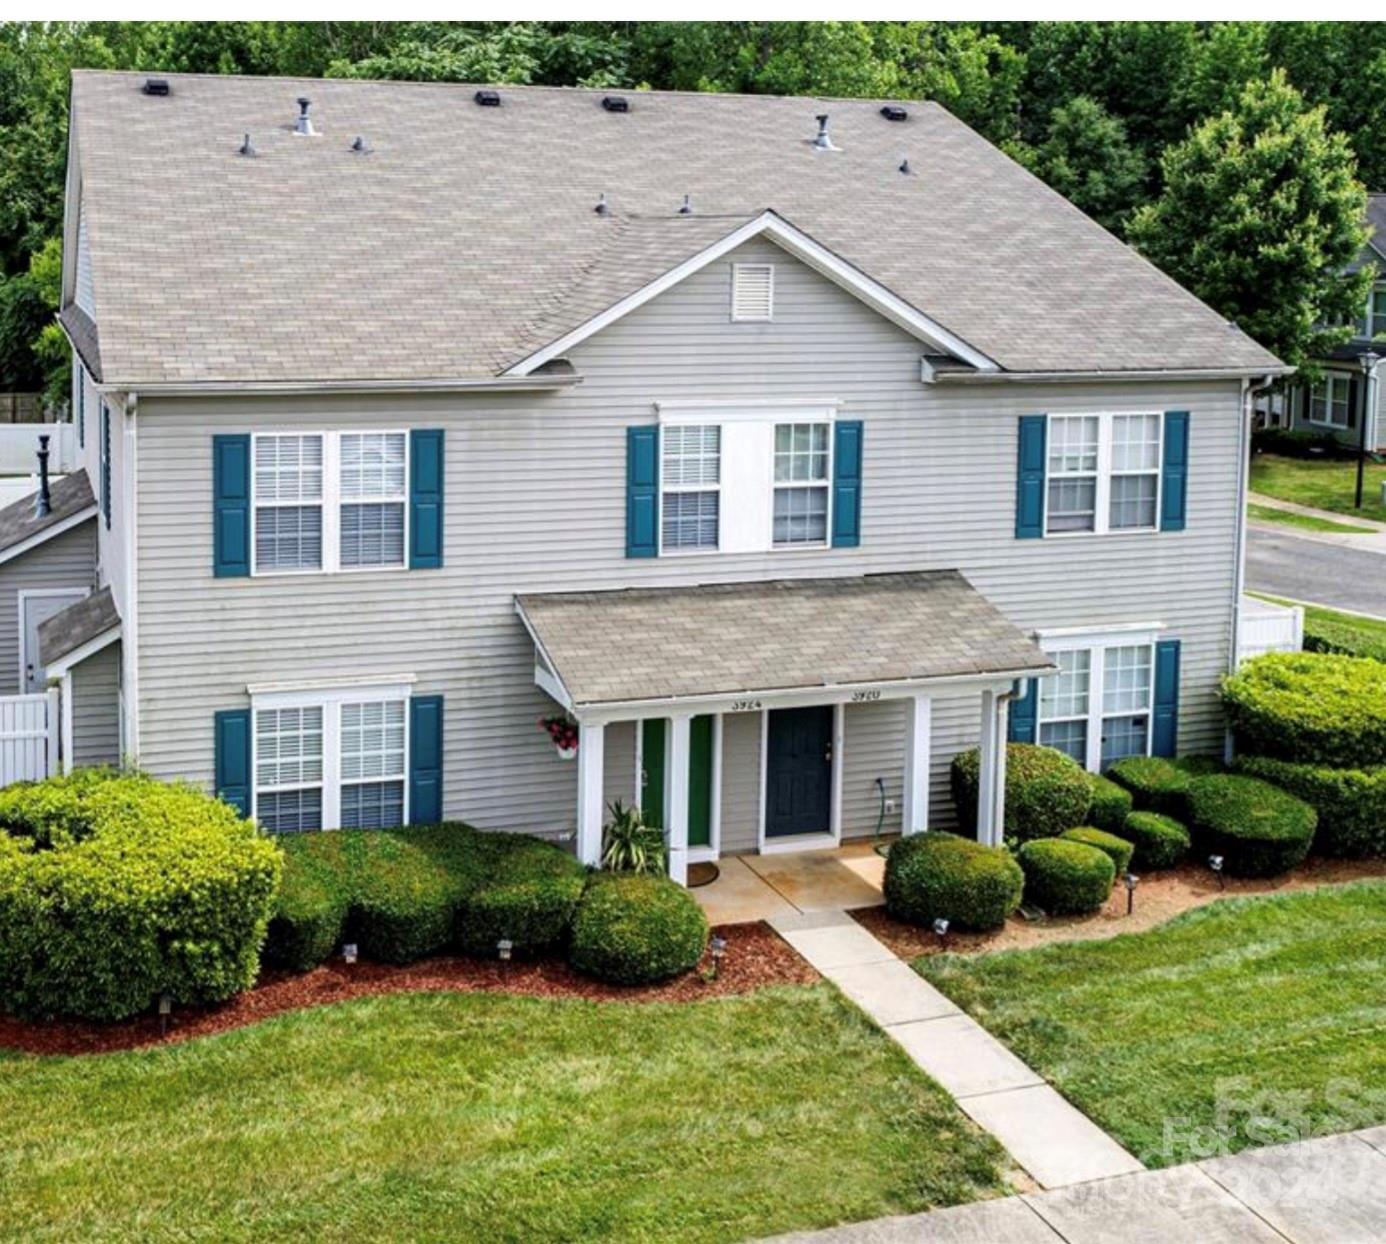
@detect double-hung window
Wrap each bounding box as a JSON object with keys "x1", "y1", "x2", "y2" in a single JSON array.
[
  {"x1": 773, "y1": 422, "x2": 831, "y2": 546},
  {"x1": 1357, "y1": 285, "x2": 1386, "y2": 339},
  {"x1": 1309, "y1": 375, "x2": 1351, "y2": 429},
  {"x1": 252, "y1": 431, "x2": 407, "y2": 574},
  {"x1": 253, "y1": 683, "x2": 410, "y2": 831},
  {"x1": 1038, "y1": 634, "x2": 1156, "y2": 771},
  {"x1": 1045, "y1": 413, "x2": 1162, "y2": 535},
  {"x1": 661, "y1": 425, "x2": 720, "y2": 551}
]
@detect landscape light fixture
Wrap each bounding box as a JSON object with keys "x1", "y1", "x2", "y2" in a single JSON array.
[
  {"x1": 1123, "y1": 872, "x2": 1139, "y2": 916},
  {"x1": 1357, "y1": 350, "x2": 1380, "y2": 509},
  {"x1": 1209, "y1": 855, "x2": 1226, "y2": 890},
  {"x1": 343, "y1": 942, "x2": 358, "y2": 966},
  {"x1": 709, "y1": 935, "x2": 727, "y2": 979},
  {"x1": 932, "y1": 916, "x2": 951, "y2": 950},
  {"x1": 158, "y1": 994, "x2": 172, "y2": 1038},
  {"x1": 497, "y1": 938, "x2": 514, "y2": 963}
]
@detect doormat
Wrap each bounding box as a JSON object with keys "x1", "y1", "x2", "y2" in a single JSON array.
[{"x1": 687, "y1": 861, "x2": 720, "y2": 888}]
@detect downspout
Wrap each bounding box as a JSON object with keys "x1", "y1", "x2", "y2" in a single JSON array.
[{"x1": 122, "y1": 392, "x2": 139, "y2": 764}]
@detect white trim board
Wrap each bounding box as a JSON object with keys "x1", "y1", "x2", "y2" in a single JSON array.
[
  {"x1": 0, "y1": 505, "x2": 97, "y2": 569},
  {"x1": 43, "y1": 621, "x2": 120, "y2": 681},
  {"x1": 502, "y1": 211, "x2": 998, "y2": 376}
]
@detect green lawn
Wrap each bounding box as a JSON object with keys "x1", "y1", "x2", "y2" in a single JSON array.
[
  {"x1": 0, "y1": 986, "x2": 1005, "y2": 1242},
  {"x1": 918, "y1": 882, "x2": 1386, "y2": 1167},
  {"x1": 1251, "y1": 453, "x2": 1386, "y2": 523},
  {"x1": 1246, "y1": 501, "x2": 1375, "y2": 534}
]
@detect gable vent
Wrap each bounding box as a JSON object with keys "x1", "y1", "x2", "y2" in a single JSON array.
[{"x1": 731, "y1": 264, "x2": 774, "y2": 322}]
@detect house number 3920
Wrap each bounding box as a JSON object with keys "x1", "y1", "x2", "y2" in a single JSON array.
[{"x1": 850, "y1": 690, "x2": 882, "y2": 702}]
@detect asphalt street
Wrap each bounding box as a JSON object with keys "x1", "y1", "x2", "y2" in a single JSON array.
[{"x1": 1247, "y1": 526, "x2": 1386, "y2": 616}]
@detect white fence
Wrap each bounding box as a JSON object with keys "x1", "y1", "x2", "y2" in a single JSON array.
[
  {"x1": 1240, "y1": 595, "x2": 1304, "y2": 664},
  {"x1": 0, "y1": 422, "x2": 76, "y2": 474},
  {"x1": 0, "y1": 691, "x2": 57, "y2": 786}
]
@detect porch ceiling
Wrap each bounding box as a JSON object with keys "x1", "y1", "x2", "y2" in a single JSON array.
[{"x1": 516, "y1": 570, "x2": 1054, "y2": 711}]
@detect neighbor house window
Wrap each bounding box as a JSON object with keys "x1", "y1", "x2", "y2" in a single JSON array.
[
  {"x1": 773, "y1": 422, "x2": 830, "y2": 546},
  {"x1": 253, "y1": 431, "x2": 408, "y2": 574},
  {"x1": 1357, "y1": 285, "x2": 1386, "y2": 339},
  {"x1": 661, "y1": 425, "x2": 720, "y2": 550},
  {"x1": 1039, "y1": 636, "x2": 1155, "y2": 772},
  {"x1": 253, "y1": 684, "x2": 410, "y2": 831},
  {"x1": 1046, "y1": 413, "x2": 1162, "y2": 535},
  {"x1": 1309, "y1": 375, "x2": 1351, "y2": 429}
]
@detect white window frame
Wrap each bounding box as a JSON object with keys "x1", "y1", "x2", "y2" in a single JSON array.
[
  {"x1": 1044, "y1": 412, "x2": 1163, "y2": 537},
  {"x1": 1308, "y1": 374, "x2": 1352, "y2": 430},
  {"x1": 660, "y1": 424, "x2": 722, "y2": 554},
  {"x1": 731, "y1": 263, "x2": 775, "y2": 322},
  {"x1": 251, "y1": 679, "x2": 413, "y2": 830},
  {"x1": 250, "y1": 430, "x2": 410, "y2": 576},
  {"x1": 770, "y1": 419, "x2": 834, "y2": 550},
  {"x1": 1037, "y1": 627, "x2": 1161, "y2": 772}
]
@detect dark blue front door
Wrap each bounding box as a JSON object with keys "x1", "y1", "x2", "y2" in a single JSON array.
[{"x1": 766, "y1": 706, "x2": 834, "y2": 838}]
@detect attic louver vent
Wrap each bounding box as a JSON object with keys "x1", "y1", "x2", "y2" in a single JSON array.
[
  {"x1": 880, "y1": 104, "x2": 908, "y2": 122},
  {"x1": 475, "y1": 90, "x2": 501, "y2": 107},
  {"x1": 143, "y1": 78, "x2": 170, "y2": 96},
  {"x1": 731, "y1": 264, "x2": 774, "y2": 322},
  {"x1": 601, "y1": 95, "x2": 629, "y2": 113}
]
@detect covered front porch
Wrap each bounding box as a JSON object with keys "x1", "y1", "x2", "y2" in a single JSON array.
[{"x1": 517, "y1": 571, "x2": 1055, "y2": 884}]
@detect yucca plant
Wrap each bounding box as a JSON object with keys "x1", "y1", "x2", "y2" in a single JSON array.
[{"x1": 601, "y1": 800, "x2": 667, "y2": 875}]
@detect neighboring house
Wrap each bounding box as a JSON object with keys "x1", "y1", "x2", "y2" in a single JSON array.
[
  {"x1": 47, "y1": 72, "x2": 1286, "y2": 882},
  {"x1": 1279, "y1": 193, "x2": 1386, "y2": 452}
]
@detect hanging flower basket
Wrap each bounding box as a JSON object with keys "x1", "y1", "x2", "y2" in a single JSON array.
[{"x1": 540, "y1": 714, "x2": 579, "y2": 759}]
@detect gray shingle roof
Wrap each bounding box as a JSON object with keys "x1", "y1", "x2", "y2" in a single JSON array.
[
  {"x1": 38, "y1": 586, "x2": 119, "y2": 668},
  {"x1": 0, "y1": 469, "x2": 95, "y2": 561},
  {"x1": 58, "y1": 305, "x2": 102, "y2": 382},
  {"x1": 516, "y1": 570, "x2": 1054, "y2": 708},
  {"x1": 70, "y1": 71, "x2": 1281, "y2": 386}
]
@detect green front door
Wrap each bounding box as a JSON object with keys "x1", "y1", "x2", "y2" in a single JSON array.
[{"x1": 640, "y1": 716, "x2": 713, "y2": 848}]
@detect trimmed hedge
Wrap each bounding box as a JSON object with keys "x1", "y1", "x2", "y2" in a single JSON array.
[
  {"x1": 1106, "y1": 756, "x2": 1191, "y2": 818},
  {"x1": 1234, "y1": 755, "x2": 1386, "y2": 859},
  {"x1": 455, "y1": 833, "x2": 587, "y2": 956},
  {"x1": 0, "y1": 771, "x2": 282, "y2": 1022},
  {"x1": 1060, "y1": 827, "x2": 1134, "y2": 876},
  {"x1": 1222, "y1": 652, "x2": 1386, "y2": 768},
  {"x1": 884, "y1": 832, "x2": 1024, "y2": 931},
  {"x1": 1303, "y1": 617, "x2": 1386, "y2": 666},
  {"x1": 1122, "y1": 811, "x2": 1191, "y2": 870},
  {"x1": 952, "y1": 744, "x2": 1091, "y2": 843},
  {"x1": 568, "y1": 873, "x2": 708, "y2": 985},
  {"x1": 1086, "y1": 773, "x2": 1134, "y2": 833},
  {"x1": 1185, "y1": 774, "x2": 1317, "y2": 877},
  {"x1": 1017, "y1": 838, "x2": 1115, "y2": 915}
]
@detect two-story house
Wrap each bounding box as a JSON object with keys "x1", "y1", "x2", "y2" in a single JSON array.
[{"x1": 25, "y1": 72, "x2": 1286, "y2": 883}]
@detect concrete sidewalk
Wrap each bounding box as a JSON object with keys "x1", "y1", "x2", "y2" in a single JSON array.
[
  {"x1": 769, "y1": 909, "x2": 1143, "y2": 1191},
  {"x1": 768, "y1": 1130, "x2": 1386, "y2": 1243},
  {"x1": 1249, "y1": 491, "x2": 1386, "y2": 553}
]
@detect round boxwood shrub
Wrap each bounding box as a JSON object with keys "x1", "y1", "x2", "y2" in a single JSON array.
[
  {"x1": 1106, "y1": 756, "x2": 1191, "y2": 818},
  {"x1": 951, "y1": 744, "x2": 1091, "y2": 843},
  {"x1": 455, "y1": 834, "x2": 587, "y2": 956},
  {"x1": 1060, "y1": 826, "x2": 1134, "y2": 876},
  {"x1": 1185, "y1": 774, "x2": 1317, "y2": 877},
  {"x1": 0, "y1": 771, "x2": 282, "y2": 1021},
  {"x1": 1222, "y1": 652, "x2": 1386, "y2": 767},
  {"x1": 1232, "y1": 755, "x2": 1384, "y2": 859},
  {"x1": 884, "y1": 831, "x2": 1024, "y2": 931},
  {"x1": 568, "y1": 873, "x2": 708, "y2": 985},
  {"x1": 1086, "y1": 772, "x2": 1134, "y2": 834},
  {"x1": 1017, "y1": 838, "x2": 1115, "y2": 915},
  {"x1": 1121, "y1": 811, "x2": 1191, "y2": 870}
]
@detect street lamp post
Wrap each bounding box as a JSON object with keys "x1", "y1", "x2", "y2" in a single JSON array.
[{"x1": 1357, "y1": 349, "x2": 1380, "y2": 510}]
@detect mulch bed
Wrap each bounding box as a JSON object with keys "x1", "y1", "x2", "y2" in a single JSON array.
[{"x1": 0, "y1": 921, "x2": 817, "y2": 1058}]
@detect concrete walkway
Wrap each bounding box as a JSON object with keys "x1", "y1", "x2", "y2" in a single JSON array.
[
  {"x1": 769, "y1": 909, "x2": 1143, "y2": 1191},
  {"x1": 769, "y1": 1130, "x2": 1386, "y2": 1242},
  {"x1": 1249, "y1": 491, "x2": 1386, "y2": 553}
]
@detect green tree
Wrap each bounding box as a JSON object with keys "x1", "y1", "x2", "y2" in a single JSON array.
[
  {"x1": 1127, "y1": 70, "x2": 1369, "y2": 369},
  {"x1": 1018, "y1": 96, "x2": 1146, "y2": 233}
]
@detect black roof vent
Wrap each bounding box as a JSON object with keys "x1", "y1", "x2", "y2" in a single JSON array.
[
  {"x1": 880, "y1": 104, "x2": 908, "y2": 122},
  {"x1": 351, "y1": 135, "x2": 372, "y2": 155},
  {"x1": 142, "y1": 78, "x2": 170, "y2": 97},
  {"x1": 474, "y1": 89, "x2": 501, "y2": 107},
  {"x1": 237, "y1": 133, "x2": 256, "y2": 158},
  {"x1": 601, "y1": 95, "x2": 629, "y2": 113}
]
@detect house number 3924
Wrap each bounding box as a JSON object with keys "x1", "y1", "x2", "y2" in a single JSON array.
[{"x1": 730, "y1": 699, "x2": 763, "y2": 712}]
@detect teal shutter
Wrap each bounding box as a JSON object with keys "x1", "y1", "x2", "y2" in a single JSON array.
[
  {"x1": 831, "y1": 420, "x2": 863, "y2": 547},
  {"x1": 101, "y1": 403, "x2": 111, "y2": 529},
  {"x1": 1160, "y1": 411, "x2": 1190, "y2": 532},
  {"x1": 1347, "y1": 375, "x2": 1361, "y2": 430},
  {"x1": 1152, "y1": 639, "x2": 1181, "y2": 758},
  {"x1": 213, "y1": 434, "x2": 251, "y2": 578},
  {"x1": 409, "y1": 694, "x2": 444, "y2": 824},
  {"x1": 214, "y1": 709, "x2": 252, "y2": 817},
  {"x1": 409, "y1": 429, "x2": 444, "y2": 569},
  {"x1": 626, "y1": 425, "x2": 659, "y2": 558},
  {"x1": 1009, "y1": 678, "x2": 1038, "y2": 743},
  {"x1": 76, "y1": 370, "x2": 84, "y2": 448},
  {"x1": 1016, "y1": 415, "x2": 1046, "y2": 538}
]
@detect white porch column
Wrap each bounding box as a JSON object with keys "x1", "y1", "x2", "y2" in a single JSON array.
[
  {"x1": 666, "y1": 712, "x2": 692, "y2": 885},
  {"x1": 576, "y1": 718, "x2": 606, "y2": 867},
  {"x1": 991, "y1": 696, "x2": 1009, "y2": 845},
  {"x1": 977, "y1": 690, "x2": 999, "y2": 846},
  {"x1": 901, "y1": 693, "x2": 932, "y2": 836}
]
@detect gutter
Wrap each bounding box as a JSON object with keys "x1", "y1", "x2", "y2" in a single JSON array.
[
  {"x1": 931, "y1": 366, "x2": 1296, "y2": 385},
  {"x1": 93, "y1": 370, "x2": 583, "y2": 399}
]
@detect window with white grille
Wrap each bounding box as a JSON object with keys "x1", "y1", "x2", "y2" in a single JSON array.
[
  {"x1": 340, "y1": 432, "x2": 407, "y2": 568},
  {"x1": 731, "y1": 264, "x2": 774, "y2": 322},
  {"x1": 254, "y1": 435, "x2": 324, "y2": 572},
  {"x1": 773, "y1": 422, "x2": 830, "y2": 546},
  {"x1": 340, "y1": 699, "x2": 407, "y2": 829},
  {"x1": 255, "y1": 706, "x2": 324, "y2": 832},
  {"x1": 1037, "y1": 635, "x2": 1156, "y2": 772},
  {"x1": 1045, "y1": 413, "x2": 1162, "y2": 536},
  {"x1": 661, "y1": 424, "x2": 720, "y2": 550}
]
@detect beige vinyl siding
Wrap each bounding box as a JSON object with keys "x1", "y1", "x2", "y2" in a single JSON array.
[
  {"x1": 719, "y1": 711, "x2": 761, "y2": 853},
  {"x1": 602, "y1": 720, "x2": 636, "y2": 813},
  {"x1": 71, "y1": 639, "x2": 120, "y2": 767},
  {"x1": 0, "y1": 523, "x2": 97, "y2": 695},
  {"x1": 133, "y1": 237, "x2": 1243, "y2": 838}
]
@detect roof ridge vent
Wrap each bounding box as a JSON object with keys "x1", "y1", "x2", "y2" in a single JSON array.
[
  {"x1": 142, "y1": 78, "x2": 170, "y2": 97},
  {"x1": 475, "y1": 89, "x2": 501, "y2": 107},
  {"x1": 880, "y1": 104, "x2": 908, "y2": 122},
  {"x1": 812, "y1": 113, "x2": 839, "y2": 152},
  {"x1": 293, "y1": 97, "x2": 316, "y2": 137},
  {"x1": 601, "y1": 95, "x2": 629, "y2": 113}
]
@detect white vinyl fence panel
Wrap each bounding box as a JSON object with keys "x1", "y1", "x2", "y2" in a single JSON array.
[
  {"x1": 0, "y1": 690, "x2": 57, "y2": 785},
  {"x1": 1240, "y1": 596, "x2": 1304, "y2": 664}
]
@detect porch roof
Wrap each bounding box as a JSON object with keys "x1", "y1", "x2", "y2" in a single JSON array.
[{"x1": 516, "y1": 570, "x2": 1054, "y2": 712}]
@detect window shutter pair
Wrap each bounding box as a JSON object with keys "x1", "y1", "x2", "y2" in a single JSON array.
[
  {"x1": 212, "y1": 429, "x2": 444, "y2": 577},
  {"x1": 1015, "y1": 411, "x2": 1190, "y2": 538},
  {"x1": 624, "y1": 420, "x2": 865, "y2": 556},
  {"x1": 214, "y1": 694, "x2": 444, "y2": 825}
]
